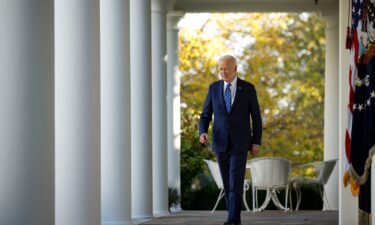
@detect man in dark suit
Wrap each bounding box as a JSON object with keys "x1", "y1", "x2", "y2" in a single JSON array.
[{"x1": 199, "y1": 55, "x2": 262, "y2": 225}]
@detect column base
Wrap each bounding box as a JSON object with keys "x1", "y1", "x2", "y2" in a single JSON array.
[
  {"x1": 169, "y1": 203, "x2": 182, "y2": 213},
  {"x1": 131, "y1": 217, "x2": 152, "y2": 225},
  {"x1": 102, "y1": 221, "x2": 133, "y2": 225},
  {"x1": 153, "y1": 210, "x2": 170, "y2": 217}
]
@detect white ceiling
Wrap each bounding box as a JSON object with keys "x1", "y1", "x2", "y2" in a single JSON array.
[{"x1": 167, "y1": 0, "x2": 338, "y2": 14}]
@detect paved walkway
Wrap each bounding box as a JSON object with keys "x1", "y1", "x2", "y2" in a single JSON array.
[{"x1": 141, "y1": 210, "x2": 338, "y2": 225}]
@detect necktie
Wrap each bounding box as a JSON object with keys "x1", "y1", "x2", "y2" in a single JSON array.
[{"x1": 224, "y1": 83, "x2": 231, "y2": 113}]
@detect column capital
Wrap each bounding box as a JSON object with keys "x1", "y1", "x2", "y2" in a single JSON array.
[
  {"x1": 167, "y1": 11, "x2": 184, "y2": 30},
  {"x1": 152, "y1": 0, "x2": 166, "y2": 13},
  {"x1": 321, "y1": 11, "x2": 339, "y2": 30}
]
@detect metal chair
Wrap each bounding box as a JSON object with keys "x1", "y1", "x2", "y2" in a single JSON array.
[
  {"x1": 248, "y1": 157, "x2": 291, "y2": 212},
  {"x1": 203, "y1": 159, "x2": 251, "y2": 212},
  {"x1": 291, "y1": 159, "x2": 337, "y2": 211}
]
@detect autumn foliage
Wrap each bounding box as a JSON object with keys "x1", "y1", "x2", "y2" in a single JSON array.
[{"x1": 179, "y1": 13, "x2": 326, "y2": 208}]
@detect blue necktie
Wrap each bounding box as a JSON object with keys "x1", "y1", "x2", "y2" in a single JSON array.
[{"x1": 224, "y1": 83, "x2": 231, "y2": 113}]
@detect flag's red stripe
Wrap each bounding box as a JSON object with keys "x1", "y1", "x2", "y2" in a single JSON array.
[
  {"x1": 345, "y1": 28, "x2": 359, "y2": 164},
  {"x1": 345, "y1": 130, "x2": 351, "y2": 162}
]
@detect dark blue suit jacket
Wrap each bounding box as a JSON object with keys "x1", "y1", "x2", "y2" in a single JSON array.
[{"x1": 199, "y1": 78, "x2": 262, "y2": 152}]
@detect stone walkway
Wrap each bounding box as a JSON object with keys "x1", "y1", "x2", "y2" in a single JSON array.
[{"x1": 141, "y1": 210, "x2": 338, "y2": 225}]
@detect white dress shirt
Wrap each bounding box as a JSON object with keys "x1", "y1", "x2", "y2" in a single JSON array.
[{"x1": 223, "y1": 76, "x2": 237, "y2": 105}]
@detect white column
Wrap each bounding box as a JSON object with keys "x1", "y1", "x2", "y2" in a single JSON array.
[
  {"x1": 100, "y1": 0, "x2": 132, "y2": 225},
  {"x1": 323, "y1": 13, "x2": 339, "y2": 210},
  {"x1": 152, "y1": 0, "x2": 169, "y2": 217},
  {"x1": 0, "y1": 1, "x2": 54, "y2": 224},
  {"x1": 339, "y1": 0, "x2": 358, "y2": 224},
  {"x1": 167, "y1": 12, "x2": 183, "y2": 211},
  {"x1": 55, "y1": 1, "x2": 101, "y2": 225},
  {"x1": 130, "y1": 0, "x2": 153, "y2": 220}
]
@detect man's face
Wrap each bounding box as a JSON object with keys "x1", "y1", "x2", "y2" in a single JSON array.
[{"x1": 219, "y1": 59, "x2": 237, "y2": 83}]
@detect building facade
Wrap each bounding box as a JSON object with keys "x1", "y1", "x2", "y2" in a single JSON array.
[{"x1": 0, "y1": 0, "x2": 360, "y2": 225}]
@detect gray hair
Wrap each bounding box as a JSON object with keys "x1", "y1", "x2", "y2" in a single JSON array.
[{"x1": 218, "y1": 55, "x2": 237, "y2": 66}]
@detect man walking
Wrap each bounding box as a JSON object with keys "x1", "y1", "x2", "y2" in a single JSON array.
[{"x1": 199, "y1": 55, "x2": 262, "y2": 225}]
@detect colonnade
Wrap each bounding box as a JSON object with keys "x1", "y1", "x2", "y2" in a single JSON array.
[
  {"x1": 0, "y1": 0, "x2": 350, "y2": 224},
  {"x1": 0, "y1": 0, "x2": 181, "y2": 224}
]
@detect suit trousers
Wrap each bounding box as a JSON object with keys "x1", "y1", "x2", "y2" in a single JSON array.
[{"x1": 216, "y1": 139, "x2": 248, "y2": 224}]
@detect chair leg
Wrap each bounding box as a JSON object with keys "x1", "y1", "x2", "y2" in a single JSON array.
[
  {"x1": 252, "y1": 186, "x2": 256, "y2": 212},
  {"x1": 289, "y1": 185, "x2": 293, "y2": 211},
  {"x1": 252, "y1": 186, "x2": 261, "y2": 212},
  {"x1": 284, "y1": 184, "x2": 289, "y2": 212},
  {"x1": 255, "y1": 187, "x2": 259, "y2": 211},
  {"x1": 258, "y1": 189, "x2": 272, "y2": 211},
  {"x1": 257, "y1": 188, "x2": 259, "y2": 210},
  {"x1": 212, "y1": 188, "x2": 225, "y2": 213},
  {"x1": 316, "y1": 184, "x2": 326, "y2": 211},
  {"x1": 294, "y1": 184, "x2": 301, "y2": 211},
  {"x1": 243, "y1": 184, "x2": 250, "y2": 212},
  {"x1": 322, "y1": 186, "x2": 331, "y2": 211},
  {"x1": 269, "y1": 188, "x2": 289, "y2": 211}
]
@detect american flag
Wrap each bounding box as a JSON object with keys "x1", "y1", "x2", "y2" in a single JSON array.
[
  {"x1": 345, "y1": 0, "x2": 363, "y2": 173},
  {"x1": 345, "y1": 0, "x2": 375, "y2": 217}
]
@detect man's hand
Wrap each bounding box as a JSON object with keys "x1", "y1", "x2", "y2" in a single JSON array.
[
  {"x1": 251, "y1": 144, "x2": 260, "y2": 156},
  {"x1": 199, "y1": 133, "x2": 209, "y2": 144}
]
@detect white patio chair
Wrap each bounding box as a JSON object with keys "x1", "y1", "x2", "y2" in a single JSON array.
[
  {"x1": 291, "y1": 159, "x2": 338, "y2": 211},
  {"x1": 248, "y1": 157, "x2": 291, "y2": 212},
  {"x1": 203, "y1": 159, "x2": 251, "y2": 212}
]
